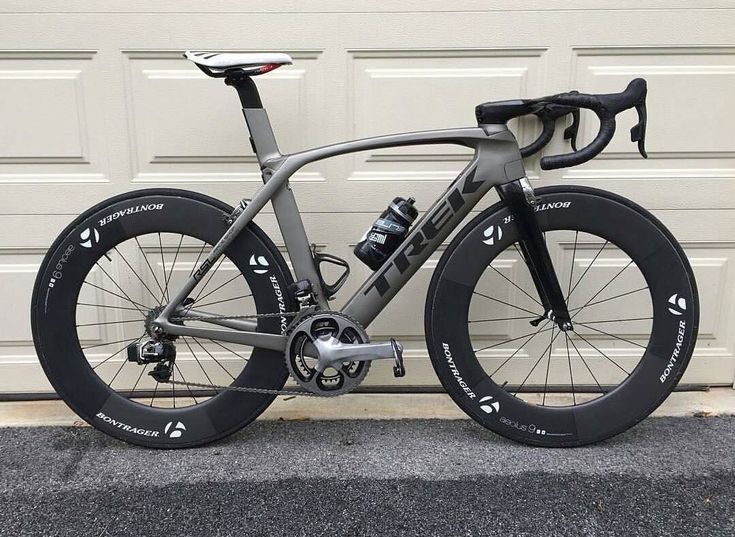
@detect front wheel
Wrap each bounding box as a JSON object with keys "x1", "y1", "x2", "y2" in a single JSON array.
[{"x1": 425, "y1": 186, "x2": 698, "y2": 447}]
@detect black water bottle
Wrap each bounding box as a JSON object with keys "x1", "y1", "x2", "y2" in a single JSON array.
[{"x1": 354, "y1": 197, "x2": 418, "y2": 270}]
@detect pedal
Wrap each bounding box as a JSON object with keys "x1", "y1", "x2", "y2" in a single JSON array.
[{"x1": 391, "y1": 338, "x2": 405, "y2": 378}]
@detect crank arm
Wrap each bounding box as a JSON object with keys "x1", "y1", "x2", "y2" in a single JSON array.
[
  {"x1": 312, "y1": 336, "x2": 403, "y2": 372},
  {"x1": 313, "y1": 339, "x2": 396, "y2": 367}
]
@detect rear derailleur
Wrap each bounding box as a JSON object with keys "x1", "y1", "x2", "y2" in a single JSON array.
[{"x1": 126, "y1": 339, "x2": 177, "y2": 382}]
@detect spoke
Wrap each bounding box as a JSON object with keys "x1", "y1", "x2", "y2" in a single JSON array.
[
  {"x1": 188, "y1": 241, "x2": 208, "y2": 278},
  {"x1": 134, "y1": 236, "x2": 167, "y2": 301},
  {"x1": 191, "y1": 338, "x2": 236, "y2": 380},
  {"x1": 542, "y1": 325, "x2": 556, "y2": 406},
  {"x1": 173, "y1": 363, "x2": 199, "y2": 404},
  {"x1": 468, "y1": 315, "x2": 537, "y2": 324},
  {"x1": 567, "y1": 240, "x2": 608, "y2": 301},
  {"x1": 194, "y1": 272, "x2": 243, "y2": 305},
  {"x1": 568, "y1": 335, "x2": 605, "y2": 394},
  {"x1": 91, "y1": 333, "x2": 145, "y2": 370},
  {"x1": 472, "y1": 291, "x2": 539, "y2": 316},
  {"x1": 564, "y1": 334, "x2": 576, "y2": 405},
  {"x1": 182, "y1": 338, "x2": 220, "y2": 394},
  {"x1": 568, "y1": 286, "x2": 648, "y2": 313},
  {"x1": 513, "y1": 327, "x2": 565, "y2": 397},
  {"x1": 572, "y1": 331, "x2": 630, "y2": 375},
  {"x1": 571, "y1": 259, "x2": 634, "y2": 321},
  {"x1": 130, "y1": 363, "x2": 148, "y2": 395},
  {"x1": 489, "y1": 320, "x2": 551, "y2": 377},
  {"x1": 82, "y1": 335, "x2": 144, "y2": 351},
  {"x1": 512, "y1": 243, "x2": 527, "y2": 264},
  {"x1": 159, "y1": 233, "x2": 184, "y2": 304},
  {"x1": 108, "y1": 358, "x2": 128, "y2": 388},
  {"x1": 575, "y1": 317, "x2": 652, "y2": 324},
  {"x1": 474, "y1": 325, "x2": 554, "y2": 354},
  {"x1": 112, "y1": 247, "x2": 161, "y2": 306},
  {"x1": 149, "y1": 377, "x2": 159, "y2": 407},
  {"x1": 77, "y1": 318, "x2": 143, "y2": 328},
  {"x1": 158, "y1": 233, "x2": 170, "y2": 303},
  {"x1": 77, "y1": 302, "x2": 146, "y2": 314},
  {"x1": 194, "y1": 293, "x2": 253, "y2": 310},
  {"x1": 171, "y1": 357, "x2": 176, "y2": 408},
  {"x1": 205, "y1": 338, "x2": 251, "y2": 360},
  {"x1": 192, "y1": 255, "x2": 226, "y2": 303},
  {"x1": 89, "y1": 266, "x2": 150, "y2": 316},
  {"x1": 575, "y1": 322, "x2": 647, "y2": 349},
  {"x1": 566, "y1": 231, "x2": 578, "y2": 300},
  {"x1": 488, "y1": 263, "x2": 542, "y2": 307}
]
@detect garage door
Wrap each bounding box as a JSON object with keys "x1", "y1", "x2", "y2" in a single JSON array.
[{"x1": 1, "y1": 1, "x2": 734, "y2": 395}]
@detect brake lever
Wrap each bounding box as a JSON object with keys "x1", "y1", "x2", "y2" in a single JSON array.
[
  {"x1": 563, "y1": 106, "x2": 580, "y2": 152},
  {"x1": 631, "y1": 100, "x2": 648, "y2": 158}
]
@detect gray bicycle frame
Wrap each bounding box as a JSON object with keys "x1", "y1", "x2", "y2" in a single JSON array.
[{"x1": 154, "y1": 107, "x2": 528, "y2": 351}]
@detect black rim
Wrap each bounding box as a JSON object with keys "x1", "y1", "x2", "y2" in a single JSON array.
[
  {"x1": 428, "y1": 188, "x2": 697, "y2": 445},
  {"x1": 33, "y1": 191, "x2": 293, "y2": 446}
]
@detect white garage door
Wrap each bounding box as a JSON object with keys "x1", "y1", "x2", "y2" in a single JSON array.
[{"x1": 1, "y1": 1, "x2": 734, "y2": 395}]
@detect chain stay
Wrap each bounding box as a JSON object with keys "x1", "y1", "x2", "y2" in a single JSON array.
[{"x1": 164, "y1": 309, "x2": 327, "y2": 396}]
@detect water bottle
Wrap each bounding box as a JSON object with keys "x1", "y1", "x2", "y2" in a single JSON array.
[{"x1": 354, "y1": 197, "x2": 418, "y2": 270}]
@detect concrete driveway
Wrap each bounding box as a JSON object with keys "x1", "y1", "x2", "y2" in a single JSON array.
[{"x1": 0, "y1": 417, "x2": 733, "y2": 536}]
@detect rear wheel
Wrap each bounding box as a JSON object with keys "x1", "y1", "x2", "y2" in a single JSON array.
[
  {"x1": 31, "y1": 189, "x2": 295, "y2": 448},
  {"x1": 426, "y1": 186, "x2": 698, "y2": 447}
]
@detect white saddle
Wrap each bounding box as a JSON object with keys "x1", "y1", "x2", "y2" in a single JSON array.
[{"x1": 184, "y1": 51, "x2": 292, "y2": 75}]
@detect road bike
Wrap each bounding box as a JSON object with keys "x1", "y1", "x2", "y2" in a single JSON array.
[{"x1": 31, "y1": 51, "x2": 699, "y2": 447}]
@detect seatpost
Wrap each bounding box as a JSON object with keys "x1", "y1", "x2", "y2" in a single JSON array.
[{"x1": 224, "y1": 71, "x2": 282, "y2": 167}]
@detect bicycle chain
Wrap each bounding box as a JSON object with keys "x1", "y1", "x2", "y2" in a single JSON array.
[
  {"x1": 162, "y1": 377, "x2": 321, "y2": 397},
  {"x1": 165, "y1": 309, "x2": 323, "y2": 396}
]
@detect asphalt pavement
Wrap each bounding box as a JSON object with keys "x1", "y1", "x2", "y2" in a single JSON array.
[{"x1": 0, "y1": 417, "x2": 733, "y2": 536}]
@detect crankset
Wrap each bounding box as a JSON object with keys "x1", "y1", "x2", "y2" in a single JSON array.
[
  {"x1": 285, "y1": 311, "x2": 405, "y2": 396},
  {"x1": 149, "y1": 309, "x2": 405, "y2": 398}
]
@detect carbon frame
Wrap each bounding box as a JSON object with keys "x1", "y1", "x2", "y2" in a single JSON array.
[{"x1": 154, "y1": 107, "x2": 528, "y2": 351}]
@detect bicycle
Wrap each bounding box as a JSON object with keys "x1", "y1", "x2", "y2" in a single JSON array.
[{"x1": 31, "y1": 51, "x2": 698, "y2": 448}]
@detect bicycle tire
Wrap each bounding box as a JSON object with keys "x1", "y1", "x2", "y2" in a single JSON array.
[{"x1": 425, "y1": 185, "x2": 698, "y2": 447}]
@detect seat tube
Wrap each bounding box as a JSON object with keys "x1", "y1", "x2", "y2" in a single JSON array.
[
  {"x1": 243, "y1": 108, "x2": 281, "y2": 166},
  {"x1": 225, "y1": 71, "x2": 328, "y2": 308}
]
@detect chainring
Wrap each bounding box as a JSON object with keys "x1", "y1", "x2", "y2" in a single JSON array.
[{"x1": 285, "y1": 311, "x2": 371, "y2": 396}]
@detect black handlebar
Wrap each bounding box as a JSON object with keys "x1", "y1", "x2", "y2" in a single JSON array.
[
  {"x1": 537, "y1": 78, "x2": 648, "y2": 170},
  {"x1": 477, "y1": 78, "x2": 649, "y2": 170},
  {"x1": 519, "y1": 102, "x2": 580, "y2": 158}
]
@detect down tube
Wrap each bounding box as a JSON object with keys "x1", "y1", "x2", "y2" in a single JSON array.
[{"x1": 342, "y1": 138, "x2": 526, "y2": 327}]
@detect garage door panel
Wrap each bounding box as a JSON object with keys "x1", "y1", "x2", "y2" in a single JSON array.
[
  {"x1": 125, "y1": 50, "x2": 327, "y2": 184},
  {"x1": 0, "y1": 3, "x2": 732, "y2": 393},
  {"x1": 572, "y1": 47, "x2": 735, "y2": 157},
  {"x1": 0, "y1": 50, "x2": 107, "y2": 184},
  {"x1": 350, "y1": 48, "x2": 545, "y2": 187}
]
